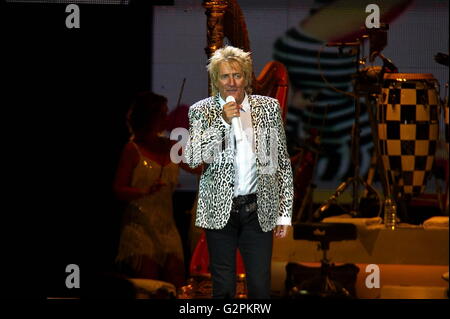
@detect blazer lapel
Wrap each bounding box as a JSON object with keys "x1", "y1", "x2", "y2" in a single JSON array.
[
  {"x1": 204, "y1": 94, "x2": 222, "y2": 125},
  {"x1": 212, "y1": 94, "x2": 221, "y2": 112},
  {"x1": 249, "y1": 95, "x2": 261, "y2": 130},
  {"x1": 249, "y1": 95, "x2": 263, "y2": 164}
]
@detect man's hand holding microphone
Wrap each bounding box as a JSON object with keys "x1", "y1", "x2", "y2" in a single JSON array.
[{"x1": 222, "y1": 96, "x2": 243, "y2": 141}]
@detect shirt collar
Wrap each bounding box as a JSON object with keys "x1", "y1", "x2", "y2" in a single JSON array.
[{"x1": 219, "y1": 94, "x2": 250, "y2": 112}]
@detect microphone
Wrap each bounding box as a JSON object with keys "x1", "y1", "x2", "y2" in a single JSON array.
[
  {"x1": 225, "y1": 95, "x2": 243, "y2": 141},
  {"x1": 380, "y1": 54, "x2": 398, "y2": 73}
]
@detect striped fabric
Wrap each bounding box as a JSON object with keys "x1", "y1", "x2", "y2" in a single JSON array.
[{"x1": 273, "y1": 25, "x2": 373, "y2": 181}]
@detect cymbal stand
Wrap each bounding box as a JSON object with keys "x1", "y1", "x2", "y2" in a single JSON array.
[{"x1": 313, "y1": 40, "x2": 381, "y2": 219}]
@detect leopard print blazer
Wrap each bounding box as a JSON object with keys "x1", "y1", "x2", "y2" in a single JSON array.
[{"x1": 185, "y1": 94, "x2": 293, "y2": 232}]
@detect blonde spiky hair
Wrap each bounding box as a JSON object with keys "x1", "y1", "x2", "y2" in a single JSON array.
[{"x1": 207, "y1": 46, "x2": 253, "y2": 96}]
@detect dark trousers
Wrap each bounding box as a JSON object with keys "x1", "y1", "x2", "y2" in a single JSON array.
[{"x1": 205, "y1": 194, "x2": 273, "y2": 299}]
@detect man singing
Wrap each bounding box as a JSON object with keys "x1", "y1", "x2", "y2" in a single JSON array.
[{"x1": 185, "y1": 46, "x2": 293, "y2": 299}]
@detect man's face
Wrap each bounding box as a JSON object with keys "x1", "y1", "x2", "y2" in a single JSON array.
[{"x1": 217, "y1": 61, "x2": 246, "y2": 105}]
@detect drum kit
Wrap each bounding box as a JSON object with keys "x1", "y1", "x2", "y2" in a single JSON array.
[{"x1": 313, "y1": 25, "x2": 449, "y2": 226}]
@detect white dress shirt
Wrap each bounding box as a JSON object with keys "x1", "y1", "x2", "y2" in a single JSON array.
[
  {"x1": 219, "y1": 94, "x2": 291, "y2": 226},
  {"x1": 219, "y1": 94, "x2": 257, "y2": 197}
]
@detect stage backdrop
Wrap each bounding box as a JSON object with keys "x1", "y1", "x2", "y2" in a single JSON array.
[{"x1": 152, "y1": 0, "x2": 448, "y2": 189}]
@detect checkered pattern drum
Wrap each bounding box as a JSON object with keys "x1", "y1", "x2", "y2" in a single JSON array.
[{"x1": 377, "y1": 73, "x2": 439, "y2": 196}]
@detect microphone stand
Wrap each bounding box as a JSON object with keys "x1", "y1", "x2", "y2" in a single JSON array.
[{"x1": 313, "y1": 40, "x2": 381, "y2": 219}]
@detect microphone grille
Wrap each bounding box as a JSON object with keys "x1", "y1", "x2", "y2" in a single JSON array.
[{"x1": 225, "y1": 96, "x2": 235, "y2": 103}]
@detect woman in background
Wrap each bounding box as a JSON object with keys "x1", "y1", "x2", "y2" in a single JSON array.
[{"x1": 114, "y1": 91, "x2": 185, "y2": 289}]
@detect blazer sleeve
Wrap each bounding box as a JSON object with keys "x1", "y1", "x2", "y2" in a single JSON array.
[
  {"x1": 185, "y1": 103, "x2": 228, "y2": 169},
  {"x1": 273, "y1": 100, "x2": 294, "y2": 225}
]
